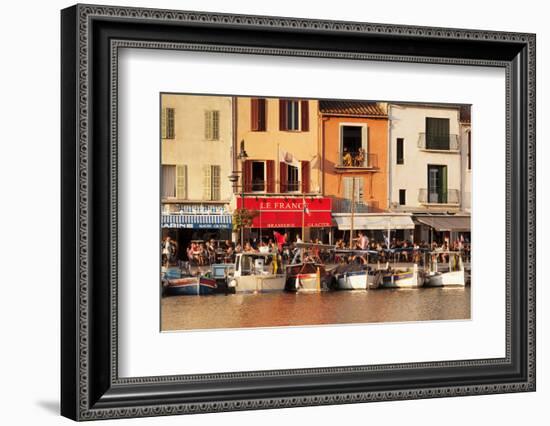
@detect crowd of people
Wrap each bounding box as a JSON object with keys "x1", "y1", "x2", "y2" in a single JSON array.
[{"x1": 161, "y1": 231, "x2": 471, "y2": 268}]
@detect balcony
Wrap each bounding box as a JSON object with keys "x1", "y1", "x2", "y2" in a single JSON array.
[
  {"x1": 332, "y1": 198, "x2": 380, "y2": 213},
  {"x1": 417, "y1": 133, "x2": 460, "y2": 152},
  {"x1": 335, "y1": 152, "x2": 378, "y2": 171},
  {"x1": 418, "y1": 188, "x2": 460, "y2": 205},
  {"x1": 242, "y1": 180, "x2": 304, "y2": 194}
]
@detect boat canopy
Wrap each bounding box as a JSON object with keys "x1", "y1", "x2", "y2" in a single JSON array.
[
  {"x1": 415, "y1": 215, "x2": 470, "y2": 232},
  {"x1": 334, "y1": 214, "x2": 415, "y2": 230}
]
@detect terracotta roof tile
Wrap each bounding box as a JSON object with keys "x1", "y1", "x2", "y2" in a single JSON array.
[{"x1": 319, "y1": 101, "x2": 387, "y2": 116}]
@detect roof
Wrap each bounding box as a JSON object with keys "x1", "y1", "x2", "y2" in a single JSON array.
[
  {"x1": 319, "y1": 101, "x2": 387, "y2": 117},
  {"x1": 460, "y1": 105, "x2": 471, "y2": 123}
]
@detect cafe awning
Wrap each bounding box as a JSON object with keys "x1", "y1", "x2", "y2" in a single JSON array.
[
  {"x1": 334, "y1": 214, "x2": 415, "y2": 230},
  {"x1": 415, "y1": 215, "x2": 470, "y2": 232},
  {"x1": 161, "y1": 214, "x2": 232, "y2": 229}
]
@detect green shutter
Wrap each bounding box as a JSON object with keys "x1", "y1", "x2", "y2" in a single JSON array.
[
  {"x1": 161, "y1": 108, "x2": 167, "y2": 139},
  {"x1": 176, "y1": 165, "x2": 187, "y2": 199}
]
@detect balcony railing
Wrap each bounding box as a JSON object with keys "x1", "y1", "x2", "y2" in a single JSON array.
[
  {"x1": 417, "y1": 133, "x2": 460, "y2": 151},
  {"x1": 337, "y1": 152, "x2": 378, "y2": 169},
  {"x1": 418, "y1": 188, "x2": 460, "y2": 205},
  {"x1": 243, "y1": 180, "x2": 303, "y2": 193},
  {"x1": 332, "y1": 198, "x2": 379, "y2": 213}
]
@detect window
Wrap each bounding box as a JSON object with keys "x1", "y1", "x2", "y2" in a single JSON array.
[
  {"x1": 399, "y1": 189, "x2": 406, "y2": 205},
  {"x1": 279, "y1": 99, "x2": 309, "y2": 131},
  {"x1": 343, "y1": 177, "x2": 364, "y2": 203},
  {"x1": 341, "y1": 125, "x2": 367, "y2": 167},
  {"x1": 162, "y1": 165, "x2": 176, "y2": 198},
  {"x1": 205, "y1": 110, "x2": 220, "y2": 140},
  {"x1": 203, "y1": 165, "x2": 221, "y2": 200},
  {"x1": 287, "y1": 165, "x2": 299, "y2": 192},
  {"x1": 162, "y1": 108, "x2": 175, "y2": 139},
  {"x1": 176, "y1": 165, "x2": 187, "y2": 199},
  {"x1": 426, "y1": 117, "x2": 450, "y2": 150},
  {"x1": 251, "y1": 161, "x2": 266, "y2": 192},
  {"x1": 467, "y1": 131, "x2": 471, "y2": 170},
  {"x1": 251, "y1": 98, "x2": 267, "y2": 131},
  {"x1": 162, "y1": 165, "x2": 187, "y2": 199},
  {"x1": 396, "y1": 138, "x2": 404, "y2": 164},
  {"x1": 427, "y1": 165, "x2": 448, "y2": 203}
]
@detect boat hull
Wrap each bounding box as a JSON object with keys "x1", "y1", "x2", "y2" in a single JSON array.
[
  {"x1": 229, "y1": 275, "x2": 286, "y2": 293},
  {"x1": 336, "y1": 271, "x2": 375, "y2": 290},
  {"x1": 379, "y1": 265, "x2": 423, "y2": 288},
  {"x1": 425, "y1": 270, "x2": 466, "y2": 287},
  {"x1": 164, "y1": 277, "x2": 218, "y2": 296}
]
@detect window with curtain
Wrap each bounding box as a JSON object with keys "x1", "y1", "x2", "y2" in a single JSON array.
[
  {"x1": 161, "y1": 165, "x2": 176, "y2": 198},
  {"x1": 279, "y1": 100, "x2": 309, "y2": 131},
  {"x1": 205, "y1": 110, "x2": 220, "y2": 140}
]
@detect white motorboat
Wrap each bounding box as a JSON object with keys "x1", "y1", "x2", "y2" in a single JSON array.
[
  {"x1": 424, "y1": 251, "x2": 466, "y2": 287},
  {"x1": 227, "y1": 252, "x2": 286, "y2": 293}
]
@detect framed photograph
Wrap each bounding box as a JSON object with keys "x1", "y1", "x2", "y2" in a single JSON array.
[{"x1": 61, "y1": 4, "x2": 536, "y2": 420}]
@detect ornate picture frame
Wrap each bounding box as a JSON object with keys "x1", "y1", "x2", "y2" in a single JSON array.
[{"x1": 61, "y1": 4, "x2": 535, "y2": 420}]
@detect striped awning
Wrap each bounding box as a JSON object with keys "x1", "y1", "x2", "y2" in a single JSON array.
[
  {"x1": 161, "y1": 214, "x2": 232, "y2": 229},
  {"x1": 334, "y1": 214, "x2": 415, "y2": 230}
]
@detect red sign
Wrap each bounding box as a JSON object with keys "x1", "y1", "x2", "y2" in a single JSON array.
[{"x1": 237, "y1": 197, "x2": 332, "y2": 228}]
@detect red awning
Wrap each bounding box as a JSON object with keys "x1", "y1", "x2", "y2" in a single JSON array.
[{"x1": 236, "y1": 197, "x2": 332, "y2": 228}]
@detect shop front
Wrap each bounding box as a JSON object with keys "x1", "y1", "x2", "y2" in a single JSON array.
[
  {"x1": 413, "y1": 214, "x2": 471, "y2": 245},
  {"x1": 161, "y1": 204, "x2": 233, "y2": 260},
  {"x1": 236, "y1": 196, "x2": 332, "y2": 243}
]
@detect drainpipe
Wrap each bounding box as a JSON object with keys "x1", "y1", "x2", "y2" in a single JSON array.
[{"x1": 387, "y1": 104, "x2": 393, "y2": 211}]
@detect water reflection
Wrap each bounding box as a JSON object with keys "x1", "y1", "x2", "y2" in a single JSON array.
[{"x1": 161, "y1": 287, "x2": 470, "y2": 331}]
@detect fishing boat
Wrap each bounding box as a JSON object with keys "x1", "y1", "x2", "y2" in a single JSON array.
[
  {"x1": 285, "y1": 261, "x2": 332, "y2": 292},
  {"x1": 226, "y1": 252, "x2": 286, "y2": 293},
  {"x1": 163, "y1": 276, "x2": 218, "y2": 296},
  {"x1": 379, "y1": 263, "x2": 424, "y2": 288},
  {"x1": 284, "y1": 242, "x2": 335, "y2": 292},
  {"x1": 424, "y1": 251, "x2": 466, "y2": 287},
  {"x1": 330, "y1": 249, "x2": 381, "y2": 290}
]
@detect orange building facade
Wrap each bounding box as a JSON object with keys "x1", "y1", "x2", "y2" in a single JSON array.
[{"x1": 320, "y1": 101, "x2": 389, "y2": 213}]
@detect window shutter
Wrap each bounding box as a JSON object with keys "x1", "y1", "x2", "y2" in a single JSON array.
[
  {"x1": 251, "y1": 99, "x2": 259, "y2": 131},
  {"x1": 161, "y1": 108, "x2": 167, "y2": 139},
  {"x1": 266, "y1": 160, "x2": 275, "y2": 193},
  {"x1": 243, "y1": 160, "x2": 253, "y2": 192},
  {"x1": 161, "y1": 165, "x2": 176, "y2": 198},
  {"x1": 205, "y1": 111, "x2": 212, "y2": 140},
  {"x1": 258, "y1": 99, "x2": 266, "y2": 131},
  {"x1": 212, "y1": 111, "x2": 219, "y2": 140},
  {"x1": 211, "y1": 165, "x2": 221, "y2": 200},
  {"x1": 300, "y1": 101, "x2": 309, "y2": 131},
  {"x1": 203, "y1": 165, "x2": 212, "y2": 200},
  {"x1": 279, "y1": 162, "x2": 287, "y2": 193},
  {"x1": 176, "y1": 165, "x2": 187, "y2": 199},
  {"x1": 279, "y1": 99, "x2": 288, "y2": 131},
  {"x1": 301, "y1": 161, "x2": 310, "y2": 193},
  {"x1": 167, "y1": 108, "x2": 175, "y2": 139}
]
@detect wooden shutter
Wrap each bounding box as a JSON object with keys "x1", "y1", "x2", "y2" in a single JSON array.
[
  {"x1": 161, "y1": 108, "x2": 167, "y2": 139},
  {"x1": 176, "y1": 165, "x2": 187, "y2": 199},
  {"x1": 202, "y1": 165, "x2": 212, "y2": 200},
  {"x1": 266, "y1": 160, "x2": 275, "y2": 193},
  {"x1": 243, "y1": 160, "x2": 253, "y2": 192},
  {"x1": 426, "y1": 117, "x2": 450, "y2": 149},
  {"x1": 205, "y1": 111, "x2": 212, "y2": 140},
  {"x1": 279, "y1": 99, "x2": 288, "y2": 131},
  {"x1": 211, "y1": 165, "x2": 221, "y2": 200},
  {"x1": 167, "y1": 108, "x2": 175, "y2": 139},
  {"x1": 301, "y1": 160, "x2": 310, "y2": 193},
  {"x1": 300, "y1": 100, "x2": 309, "y2": 131},
  {"x1": 279, "y1": 162, "x2": 287, "y2": 193},
  {"x1": 212, "y1": 111, "x2": 219, "y2": 140},
  {"x1": 251, "y1": 98, "x2": 259, "y2": 131}
]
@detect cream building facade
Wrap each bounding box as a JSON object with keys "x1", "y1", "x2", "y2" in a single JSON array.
[{"x1": 160, "y1": 94, "x2": 234, "y2": 250}]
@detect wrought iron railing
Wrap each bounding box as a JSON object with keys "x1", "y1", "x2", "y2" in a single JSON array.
[
  {"x1": 337, "y1": 152, "x2": 378, "y2": 168},
  {"x1": 417, "y1": 133, "x2": 460, "y2": 151},
  {"x1": 418, "y1": 188, "x2": 460, "y2": 204}
]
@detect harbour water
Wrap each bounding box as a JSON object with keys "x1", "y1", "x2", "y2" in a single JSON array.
[{"x1": 161, "y1": 286, "x2": 470, "y2": 331}]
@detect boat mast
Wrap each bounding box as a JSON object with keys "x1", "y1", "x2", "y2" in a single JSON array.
[{"x1": 350, "y1": 177, "x2": 355, "y2": 249}]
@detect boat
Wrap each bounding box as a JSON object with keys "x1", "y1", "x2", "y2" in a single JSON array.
[
  {"x1": 285, "y1": 261, "x2": 332, "y2": 292},
  {"x1": 379, "y1": 263, "x2": 424, "y2": 288},
  {"x1": 163, "y1": 276, "x2": 218, "y2": 296},
  {"x1": 226, "y1": 252, "x2": 286, "y2": 293},
  {"x1": 331, "y1": 263, "x2": 384, "y2": 290},
  {"x1": 424, "y1": 251, "x2": 466, "y2": 287}
]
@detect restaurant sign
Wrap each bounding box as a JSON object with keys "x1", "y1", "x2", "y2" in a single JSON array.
[{"x1": 237, "y1": 197, "x2": 332, "y2": 228}]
